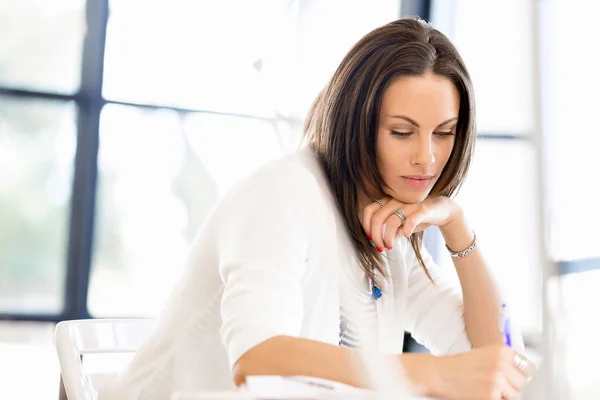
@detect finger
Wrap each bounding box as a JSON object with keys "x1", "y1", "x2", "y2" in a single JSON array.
[
  {"x1": 504, "y1": 363, "x2": 526, "y2": 393},
  {"x1": 400, "y1": 209, "x2": 427, "y2": 238},
  {"x1": 499, "y1": 375, "x2": 519, "y2": 400},
  {"x1": 523, "y1": 356, "x2": 537, "y2": 378},
  {"x1": 362, "y1": 199, "x2": 387, "y2": 240},
  {"x1": 505, "y1": 349, "x2": 535, "y2": 379},
  {"x1": 383, "y1": 211, "x2": 404, "y2": 249},
  {"x1": 371, "y1": 199, "x2": 406, "y2": 251}
]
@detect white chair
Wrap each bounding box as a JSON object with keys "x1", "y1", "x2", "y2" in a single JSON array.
[{"x1": 54, "y1": 319, "x2": 156, "y2": 400}]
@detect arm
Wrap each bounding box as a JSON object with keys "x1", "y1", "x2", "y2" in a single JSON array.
[
  {"x1": 364, "y1": 197, "x2": 533, "y2": 398},
  {"x1": 405, "y1": 229, "x2": 523, "y2": 355},
  {"x1": 220, "y1": 165, "x2": 437, "y2": 390},
  {"x1": 407, "y1": 210, "x2": 524, "y2": 351},
  {"x1": 437, "y1": 208, "x2": 530, "y2": 351},
  {"x1": 230, "y1": 187, "x2": 531, "y2": 398},
  {"x1": 233, "y1": 336, "x2": 436, "y2": 391},
  {"x1": 218, "y1": 164, "x2": 314, "y2": 376},
  {"x1": 439, "y1": 210, "x2": 504, "y2": 348},
  {"x1": 233, "y1": 336, "x2": 533, "y2": 400},
  {"x1": 366, "y1": 196, "x2": 520, "y2": 350},
  {"x1": 403, "y1": 240, "x2": 532, "y2": 398}
]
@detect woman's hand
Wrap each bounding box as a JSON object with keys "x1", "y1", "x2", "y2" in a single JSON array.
[
  {"x1": 362, "y1": 196, "x2": 461, "y2": 251},
  {"x1": 427, "y1": 344, "x2": 535, "y2": 400}
]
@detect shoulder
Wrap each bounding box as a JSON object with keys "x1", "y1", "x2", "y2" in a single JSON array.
[
  {"x1": 222, "y1": 147, "x2": 330, "y2": 208},
  {"x1": 205, "y1": 148, "x2": 334, "y2": 259},
  {"x1": 201, "y1": 147, "x2": 334, "y2": 240}
]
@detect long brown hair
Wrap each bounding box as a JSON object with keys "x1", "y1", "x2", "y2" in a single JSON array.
[{"x1": 304, "y1": 17, "x2": 476, "y2": 284}]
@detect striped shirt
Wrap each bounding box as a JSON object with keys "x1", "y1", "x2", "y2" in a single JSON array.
[
  {"x1": 339, "y1": 273, "x2": 379, "y2": 349},
  {"x1": 339, "y1": 300, "x2": 378, "y2": 348}
]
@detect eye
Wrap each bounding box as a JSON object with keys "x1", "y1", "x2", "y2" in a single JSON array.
[
  {"x1": 390, "y1": 130, "x2": 412, "y2": 137},
  {"x1": 434, "y1": 131, "x2": 455, "y2": 137}
]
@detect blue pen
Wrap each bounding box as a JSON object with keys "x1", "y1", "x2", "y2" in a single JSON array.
[{"x1": 501, "y1": 303, "x2": 512, "y2": 348}]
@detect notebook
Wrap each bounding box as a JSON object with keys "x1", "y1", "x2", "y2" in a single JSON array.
[{"x1": 243, "y1": 375, "x2": 435, "y2": 400}]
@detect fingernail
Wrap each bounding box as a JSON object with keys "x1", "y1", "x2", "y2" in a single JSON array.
[
  {"x1": 386, "y1": 246, "x2": 392, "y2": 250},
  {"x1": 377, "y1": 246, "x2": 383, "y2": 252},
  {"x1": 367, "y1": 234, "x2": 372, "y2": 240}
]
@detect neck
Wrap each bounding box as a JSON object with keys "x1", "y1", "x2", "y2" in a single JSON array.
[
  {"x1": 357, "y1": 189, "x2": 373, "y2": 214},
  {"x1": 356, "y1": 182, "x2": 385, "y2": 221}
]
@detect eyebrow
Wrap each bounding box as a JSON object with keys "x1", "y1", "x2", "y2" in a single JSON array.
[{"x1": 388, "y1": 115, "x2": 458, "y2": 128}]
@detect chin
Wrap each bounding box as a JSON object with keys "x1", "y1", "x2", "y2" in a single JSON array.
[{"x1": 391, "y1": 193, "x2": 428, "y2": 204}]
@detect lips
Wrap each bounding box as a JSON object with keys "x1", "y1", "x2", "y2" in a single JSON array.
[{"x1": 401, "y1": 176, "x2": 433, "y2": 189}]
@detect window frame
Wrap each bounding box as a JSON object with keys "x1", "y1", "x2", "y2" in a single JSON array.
[
  {"x1": 0, "y1": 0, "x2": 300, "y2": 322},
  {"x1": 2, "y1": 0, "x2": 596, "y2": 323}
]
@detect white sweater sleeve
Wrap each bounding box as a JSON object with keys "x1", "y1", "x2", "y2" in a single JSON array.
[
  {"x1": 216, "y1": 163, "x2": 317, "y2": 369},
  {"x1": 405, "y1": 245, "x2": 473, "y2": 355}
]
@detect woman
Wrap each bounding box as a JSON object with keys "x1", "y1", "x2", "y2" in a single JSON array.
[{"x1": 109, "y1": 17, "x2": 532, "y2": 400}]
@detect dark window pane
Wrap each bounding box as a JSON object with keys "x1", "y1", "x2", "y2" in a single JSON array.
[
  {"x1": 0, "y1": 0, "x2": 85, "y2": 93},
  {"x1": 0, "y1": 96, "x2": 76, "y2": 314}
]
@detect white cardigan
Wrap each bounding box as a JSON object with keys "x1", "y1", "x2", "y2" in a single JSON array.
[{"x1": 107, "y1": 148, "x2": 475, "y2": 400}]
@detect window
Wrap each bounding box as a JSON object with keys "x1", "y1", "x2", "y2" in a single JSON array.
[
  {"x1": 431, "y1": 0, "x2": 541, "y2": 335},
  {"x1": 437, "y1": 139, "x2": 541, "y2": 335},
  {"x1": 538, "y1": 1, "x2": 600, "y2": 397},
  {"x1": 88, "y1": 0, "x2": 401, "y2": 317},
  {"x1": 433, "y1": 0, "x2": 535, "y2": 136},
  {"x1": 0, "y1": 0, "x2": 85, "y2": 317},
  {"x1": 433, "y1": 0, "x2": 600, "y2": 396},
  {"x1": 89, "y1": 106, "x2": 291, "y2": 316},
  {"x1": 102, "y1": 0, "x2": 291, "y2": 117},
  {"x1": 1, "y1": 0, "x2": 401, "y2": 320},
  {"x1": 0, "y1": 97, "x2": 76, "y2": 314},
  {"x1": 539, "y1": 1, "x2": 600, "y2": 262},
  {"x1": 0, "y1": 0, "x2": 85, "y2": 93}
]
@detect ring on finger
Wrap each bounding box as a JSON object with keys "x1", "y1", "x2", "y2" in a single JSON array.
[
  {"x1": 512, "y1": 353, "x2": 529, "y2": 373},
  {"x1": 393, "y1": 209, "x2": 407, "y2": 224},
  {"x1": 372, "y1": 199, "x2": 384, "y2": 208}
]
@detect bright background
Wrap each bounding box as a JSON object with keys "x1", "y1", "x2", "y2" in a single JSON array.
[{"x1": 0, "y1": 0, "x2": 598, "y2": 398}]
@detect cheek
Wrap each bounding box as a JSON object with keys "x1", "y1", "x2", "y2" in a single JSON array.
[
  {"x1": 376, "y1": 151, "x2": 392, "y2": 179},
  {"x1": 378, "y1": 140, "x2": 405, "y2": 175},
  {"x1": 376, "y1": 132, "x2": 393, "y2": 169},
  {"x1": 436, "y1": 139, "x2": 455, "y2": 166}
]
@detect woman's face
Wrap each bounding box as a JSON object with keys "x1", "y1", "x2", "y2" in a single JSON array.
[{"x1": 376, "y1": 72, "x2": 460, "y2": 204}]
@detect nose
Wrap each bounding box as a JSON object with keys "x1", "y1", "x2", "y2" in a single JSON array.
[{"x1": 411, "y1": 134, "x2": 435, "y2": 167}]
